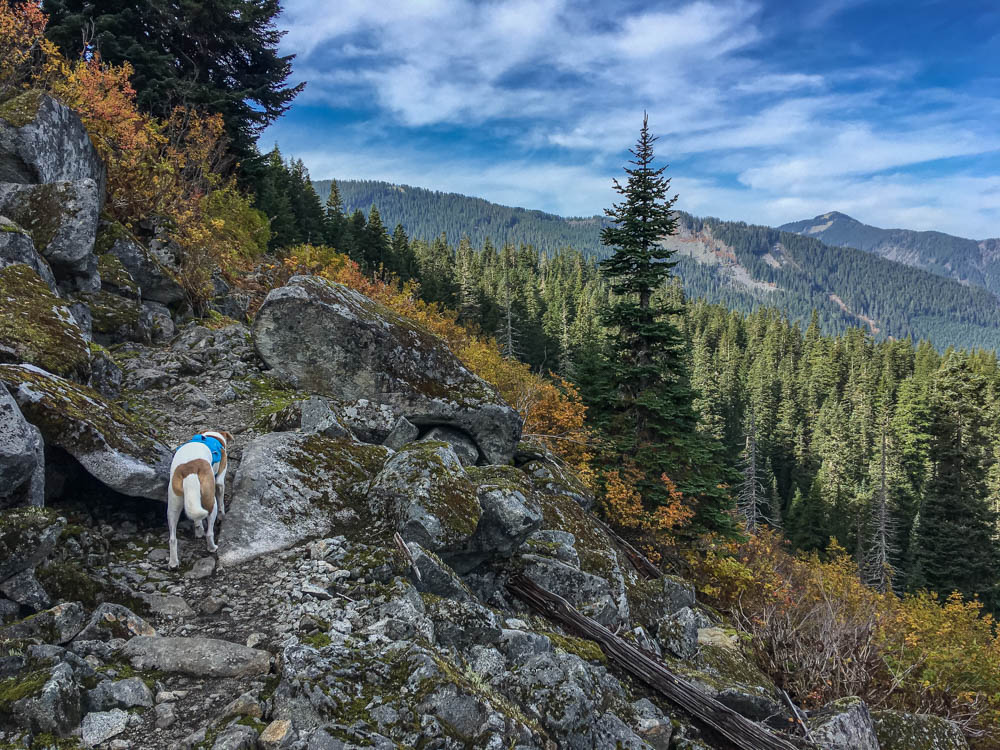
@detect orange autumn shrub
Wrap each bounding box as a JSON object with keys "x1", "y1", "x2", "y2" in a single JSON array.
[
  {"x1": 0, "y1": 1, "x2": 62, "y2": 97},
  {"x1": 1, "y1": 2, "x2": 268, "y2": 307},
  {"x1": 691, "y1": 529, "x2": 1000, "y2": 746},
  {"x1": 603, "y1": 466, "x2": 693, "y2": 563}
]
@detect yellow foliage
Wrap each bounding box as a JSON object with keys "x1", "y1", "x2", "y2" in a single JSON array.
[{"x1": 691, "y1": 530, "x2": 1000, "y2": 746}]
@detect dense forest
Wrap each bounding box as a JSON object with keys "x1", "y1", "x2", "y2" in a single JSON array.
[
  {"x1": 277, "y1": 167, "x2": 1000, "y2": 610},
  {"x1": 308, "y1": 178, "x2": 1000, "y2": 352}
]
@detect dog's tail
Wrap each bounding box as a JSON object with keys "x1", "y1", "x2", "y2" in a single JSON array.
[{"x1": 182, "y1": 473, "x2": 210, "y2": 522}]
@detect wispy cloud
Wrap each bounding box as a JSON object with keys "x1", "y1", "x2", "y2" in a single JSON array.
[{"x1": 265, "y1": 0, "x2": 1000, "y2": 239}]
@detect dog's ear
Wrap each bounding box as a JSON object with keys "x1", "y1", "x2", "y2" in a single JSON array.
[{"x1": 221, "y1": 430, "x2": 234, "y2": 446}]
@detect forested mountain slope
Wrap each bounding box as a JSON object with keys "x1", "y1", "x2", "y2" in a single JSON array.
[
  {"x1": 312, "y1": 178, "x2": 611, "y2": 254},
  {"x1": 780, "y1": 211, "x2": 1000, "y2": 296},
  {"x1": 314, "y1": 178, "x2": 1000, "y2": 351}
]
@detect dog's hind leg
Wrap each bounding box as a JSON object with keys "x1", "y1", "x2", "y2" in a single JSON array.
[
  {"x1": 167, "y1": 491, "x2": 183, "y2": 569},
  {"x1": 204, "y1": 501, "x2": 219, "y2": 553},
  {"x1": 215, "y1": 472, "x2": 226, "y2": 517}
]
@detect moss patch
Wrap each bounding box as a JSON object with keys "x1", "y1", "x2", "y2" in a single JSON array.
[
  {"x1": 96, "y1": 254, "x2": 138, "y2": 298},
  {"x1": 0, "y1": 90, "x2": 44, "y2": 128},
  {"x1": 0, "y1": 264, "x2": 90, "y2": 380},
  {"x1": 245, "y1": 375, "x2": 301, "y2": 428},
  {"x1": 394, "y1": 441, "x2": 480, "y2": 542},
  {"x1": 35, "y1": 563, "x2": 99, "y2": 608},
  {"x1": 0, "y1": 669, "x2": 48, "y2": 714},
  {"x1": 0, "y1": 363, "x2": 165, "y2": 461},
  {"x1": 542, "y1": 631, "x2": 607, "y2": 663}
]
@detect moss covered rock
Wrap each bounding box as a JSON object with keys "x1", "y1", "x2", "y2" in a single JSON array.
[
  {"x1": 0, "y1": 91, "x2": 105, "y2": 197},
  {"x1": 871, "y1": 709, "x2": 969, "y2": 750},
  {"x1": 0, "y1": 264, "x2": 90, "y2": 381},
  {"x1": 218, "y1": 432, "x2": 391, "y2": 566},
  {"x1": 0, "y1": 364, "x2": 170, "y2": 499},
  {"x1": 98, "y1": 224, "x2": 184, "y2": 305},
  {"x1": 371, "y1": 440, "x2": 480, "y2": 553},
  {"x1": 0, "y1": 180, "x2": 101, "y2": 292},
  {"x1": 252, "y1": 275, "x2": 522, "y2": 464},
  {"x1": 75, "y1": 289, "x2": 144, "y2": 345},
  {"x1": 0, "y1": 216, "x2": 57, "y2": 293}
]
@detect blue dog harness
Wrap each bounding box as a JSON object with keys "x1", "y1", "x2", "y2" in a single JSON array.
[{"x1": 185, "y1": 434, "x2": 224, "y2": 465}]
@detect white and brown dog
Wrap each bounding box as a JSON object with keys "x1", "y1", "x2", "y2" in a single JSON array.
[{"x1": 166, "y1": 430, "x2": 232, "y2": 568}]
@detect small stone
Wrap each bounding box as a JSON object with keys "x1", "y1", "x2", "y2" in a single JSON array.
[
  {"x1": 259, "y1": 719, "x2": 295, "y2": 749},
  {"x1": 185, "y1": 557, "x2": 216, "y2": 580},
  {"x1": 200, "y1": 596, "x2": 225, "y2": 615},
  {"x1": 219, "y1": 691, "x2": 262, "y2": 720},
  {"x1": 155, "y1": 701, "x2": 177, "y2": 729},
  {"x1": 142, "y1": 592, "x2": 195, "y2": 617},
  {"x1": 87, "y1": 676, "x2": 154, "y2": 710},
  {"x1": 211, "y1": 723, "x2": 258, "y2": 750},
  {"x1": 155, "y1": 689, "x2": 187, "y2": 704},
  {"x1": 301, "y1": 582, "x2": 331, "y2": 600},
  {"x1": 246, "y1": 632, "x2": 266, "y2": 649},
  {"x1": 82, "y1": 708, "x2": 129, "y2": 746}
]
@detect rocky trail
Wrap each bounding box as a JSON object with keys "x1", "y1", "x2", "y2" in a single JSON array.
[{"x1": 0, "y1": 91, "x2": 970, "y2": 750}]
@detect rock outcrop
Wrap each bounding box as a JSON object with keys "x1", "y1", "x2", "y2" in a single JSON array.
[
  {"x1": 0, "y1": 180, "x2": 101, "y2": 292},
  {"x1": 0, "y1": 217, "x2": 57, "y2": 292},
  {"x1": 0, "y1": 364, "x2": 170, "y2": 499},
  {"x1": 253, "y1": 275, "x2": 522, "y2": 464},
  {"x1": 218, "y1": 431, "x2": 390, "y2": 566},
  {"x1": 0, "y1": 90, "x2": 106, "y2": 196},
  {"x1": 0, "y1": 383, "x2": 44, "y2": 508}
]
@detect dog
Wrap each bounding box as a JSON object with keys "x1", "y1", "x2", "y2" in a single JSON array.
[{"x1": 166, "y1": 430, "x2": 233, "y2": 569}]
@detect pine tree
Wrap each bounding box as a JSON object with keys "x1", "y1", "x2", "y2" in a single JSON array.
[
  {"x1": 366, "y1": 205, "x2": 391, "y2": 273},
  {"x1": 44, "y1": 0, "x2": 304, "y2": 162},
  {"x1": 324, "y1": 180, "x2": 347, "y2": 250},
  {"x1": 598, "y1": 114, "x2": 735, "y2": 532},
  {"x1": 910, "y1": 354, "x2": 1000, "y2": 605},
  {"x1": 389, "y1": 223, "x2": 415, "y2": 281}
]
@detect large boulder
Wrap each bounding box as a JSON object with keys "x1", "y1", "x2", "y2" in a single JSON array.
[
  {"x1": 871, "y1": 709, "x2": 969, "y2": 750},
  {"x1": 99, "y1": 224, "x2": 185, "y2": 305},
  {"x1": 809, "y1": 697, "x2": 880, "y2": 750},
  {"x1": 0, "y1": 90, "x2": 106, "y2": 197},
  {"x1": 121, "y1": 635, "x2": 271, "y2": 677},
  {"x1": 252, "y1": 276, "x2": 522, "y2": 464},
  {"x1": 0, "y1": 364, "x2": 171, "y2": 499},
  {"x1": 0, "y1": 216, "x2": 57, "y2": 292},
  {"x1": 218, "y1": 432, "x2": 390, "y2": 566},
  {"x1": 370, "y1": 443, "x2": 541, "y2": 574},
  {"x1": 0, "y1": 179, "x2": 101, "y2": 292},
  {"x1": 0, "y1": 263, "x2": 91, "y2": 381},
  {"x1": 0, "y1": 382, "x2": 44, "y2": 508},
  {"x1": 0, "y1": 661, "x2": 82, "y2": 737}
]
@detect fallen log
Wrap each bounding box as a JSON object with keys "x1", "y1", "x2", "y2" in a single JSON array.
[
  {"x1": 591, "y1": 516, "x2": 663, "y2": 579},
  {"x1": 507, "y1": 573, "x2": 804, "y2": 750}
]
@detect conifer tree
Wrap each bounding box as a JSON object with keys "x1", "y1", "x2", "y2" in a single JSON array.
[
  {"x1": 366, "y1": 205, "x2": 391, "y2": 272},
  {"x1": 324, "y1": 180, "x2": 347, "y2": 250},
  {"x1": 910, "y1": 354, "x2": 999, "y2": 605},
  {"x1": 598, "y1": 114, "x2": 735, "y2": 532}
]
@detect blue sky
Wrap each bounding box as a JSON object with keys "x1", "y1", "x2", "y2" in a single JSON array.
[{"x1": 262, "y1": 0, "x2": 1000, "y2": 238}]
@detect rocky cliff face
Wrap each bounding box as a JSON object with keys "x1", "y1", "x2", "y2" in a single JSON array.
[{"x1": 0, "y1": 94, "x2": 971, "y2": 750}]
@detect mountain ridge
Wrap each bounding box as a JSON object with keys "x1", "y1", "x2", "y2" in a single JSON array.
[
  {"x1": 779, "y1": 211, "x2": 1000, "y2": 296},
  {"x1": 313, "y1": 178, "x2": 1000, "y2": 351}
]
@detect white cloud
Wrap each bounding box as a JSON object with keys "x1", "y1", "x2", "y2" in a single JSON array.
[{"x1": 266, "y1": 0, "x2": 1000, "y2": 241}]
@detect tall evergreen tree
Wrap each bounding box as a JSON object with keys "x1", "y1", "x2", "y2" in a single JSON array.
[
  {"x1": 910, "y1": 354, "x2": 1000, "y2": 605},
  {"x1": 324, "y1": 180, "x2": 347, "y2": 250},
  {"x1": 598, "y1": 114, "x2": 735, "y2": 532},
  {"x1": 43, "y1": 0, "x2": 304, "y2": 162}
]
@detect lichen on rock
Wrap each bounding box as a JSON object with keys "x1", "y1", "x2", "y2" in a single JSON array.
[
  {"x1": 0, "y1": 264, "x2": 90, "y2": 381},
  {"x1": 0, "y1": 363, "x2": 170, "y2": 499}
]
